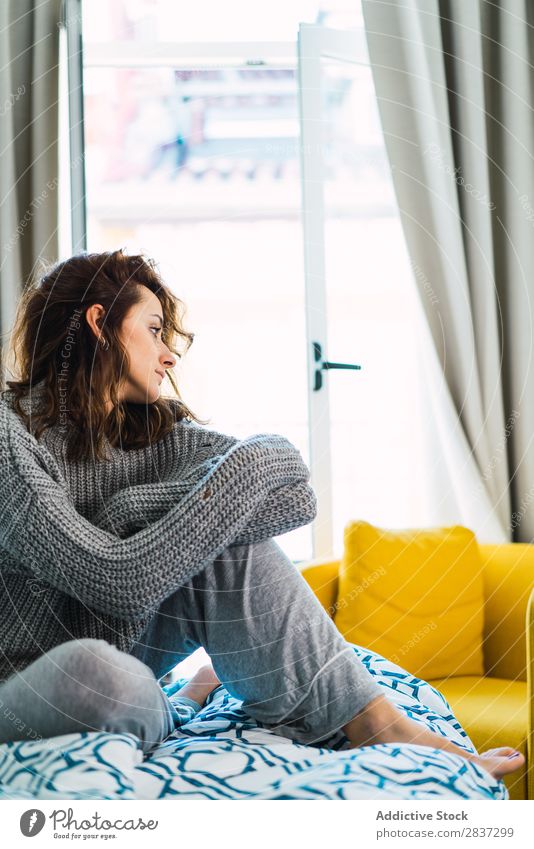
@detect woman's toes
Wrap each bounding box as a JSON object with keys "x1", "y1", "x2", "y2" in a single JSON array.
[
  {"x1": 480, "y1": 747, "x2": 517, "y2": 759},
  {"x1": 475, "y1": 749, "x2": 525, "y2": 778}
]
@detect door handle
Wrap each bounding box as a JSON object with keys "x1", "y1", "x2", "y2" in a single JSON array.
[{"x1": 313, "y1": 341, "x2": 361, "y2": 391}]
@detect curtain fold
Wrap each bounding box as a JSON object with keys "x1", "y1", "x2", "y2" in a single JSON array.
[
  {"x1": 0, "y1": 0, "x2": 61, "y2": 378},
  {"x1": 362, "y1": 0, "x2": 534, "y2": 542}
]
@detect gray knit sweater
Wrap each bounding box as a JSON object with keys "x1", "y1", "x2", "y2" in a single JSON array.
[{"x1": 0, "y1": 380, "x2": 317, "y2": 682}]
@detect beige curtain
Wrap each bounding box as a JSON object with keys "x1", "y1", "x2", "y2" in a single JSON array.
[
  {"x1": 0, "y1": 0, "x2": 61, "y2": 377},
  {"x1": 362, "y1": 0, "x2": 534, "y2": 542}
]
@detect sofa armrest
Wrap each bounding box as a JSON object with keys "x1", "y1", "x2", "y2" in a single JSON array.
[
  {"x1": 478, "y1": 544, "x2": 534, "y2": 681},
  {"x1": 527, "y1": 587, "x2": 534, "y2": 801},
  {"x1": 297, "y1": 559, "x2": 340, "y2": 618}
]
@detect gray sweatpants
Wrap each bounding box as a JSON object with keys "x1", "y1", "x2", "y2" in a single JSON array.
[{"x1": 0, "y1": 539, "x2": 381, "y2": 753}]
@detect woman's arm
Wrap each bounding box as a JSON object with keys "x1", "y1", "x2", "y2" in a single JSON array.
[
  {"x1": 175, "y1": 420, "x2": 318, "y2": 543},
  {"x1": 232, "y1": 481, "x2": 318, "y2": 544},
  {"x1": 94, "y1": 475, "x2": 317, "y2": 543},
  {"x1": 0, "y1": 403, "x2": 311, "y2": 623},
  {"x1": 93, "y1": 418, "x2": 317, "y2": 542}
]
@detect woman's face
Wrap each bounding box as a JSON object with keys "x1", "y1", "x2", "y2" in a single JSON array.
[
  {"x1": 118, "y1": 286, "x2": 177, "y2": 405},
  {"x1": 86, "y1": 285, "x2": 177, "y2": 408}
]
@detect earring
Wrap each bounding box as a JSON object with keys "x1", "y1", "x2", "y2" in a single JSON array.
[{"x1": 99, "y1": 336, "x2": 109, "y2": 350}]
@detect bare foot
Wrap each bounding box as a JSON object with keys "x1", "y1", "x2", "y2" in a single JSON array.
[
  {"x1": 176, "y1": 662, "x2": 221, "y2": 708},
  {"x1": 342, "y1": 695, "x2": 525, "y2": 781},
  {"x1": 190, "y1": 663, "x2": 221, "y2": 688},
  {"x1": 473, "y1": 748, "x2": 525, "y2": 779}
]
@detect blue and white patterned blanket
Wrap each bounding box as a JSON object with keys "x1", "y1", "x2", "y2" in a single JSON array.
[{"x1": 0, "y1": 646, "x2": 506, "y2": 800}]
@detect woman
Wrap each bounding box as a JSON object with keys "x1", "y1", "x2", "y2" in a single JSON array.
[{"x1": 0, "y1": 249, "x2": 523, "y2": 782}]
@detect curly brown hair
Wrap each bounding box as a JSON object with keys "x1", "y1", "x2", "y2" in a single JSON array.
[{"x1": 1, "y1": 248, "x2": 209, "y2": 461}]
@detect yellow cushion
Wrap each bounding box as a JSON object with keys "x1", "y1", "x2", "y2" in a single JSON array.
[
  {"x1": 297, "y1": 560, "x2": 339, "y2": 616},
  {"x1": 479, "y1": 543, "x2": 534, "y2": 681},
  {"x1": 431, "y1": 676, "x2": 528, "y2": 800},
  {"x1": 333, "y1": 522, "x2": 485, "y2": 680}
]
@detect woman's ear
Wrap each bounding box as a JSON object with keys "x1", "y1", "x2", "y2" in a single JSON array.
[{"x1": 85, "y1": 304, "x2": 107, "y2": 341}]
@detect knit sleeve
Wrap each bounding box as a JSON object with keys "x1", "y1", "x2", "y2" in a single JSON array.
[
  {"x1": 231, "y1": 481, "x2": 318, "y2": 544},
  {"x1": 94, "y1": 474, "x2": 317, "y2": 544},
  {"x1": 185, "y1": 423, "x2": 318, "y2": 542},
  {"x1": 176, "y1": 418, "x2": 240, "y2": 465},
  {"x1": 184, "y1": 416, "x2": 318, "y2": 543},
  {"x1": 0, "y1": 403, "x2": 311, "y2": 623},
  {"x1": 93, "y1": 419, "x2": 317, "y2": 543}
]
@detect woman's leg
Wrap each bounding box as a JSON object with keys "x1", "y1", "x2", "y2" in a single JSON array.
[
  {"x1": 129, "y1": 537, "x2": 526, "y2": 779},
  {"x1": 130, "y1": 537, "x2": 383, "y2": 745},
  {"x1": 342, "y1": 693, "x2": 524, "y2": 779},
  {"x1": 0, "y1": 638, "x2": 176, "y2": 753}
]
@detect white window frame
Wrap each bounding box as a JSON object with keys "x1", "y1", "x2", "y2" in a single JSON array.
[
  {"x1": 63, "y1": 0, "x2": 87, "y2": 252},
  {"x1": 84, "y1": 41, "x2": 297, "y2": 68},
  {"x1": 297, "y1": 23, "x2": 370, "y2": 558}
]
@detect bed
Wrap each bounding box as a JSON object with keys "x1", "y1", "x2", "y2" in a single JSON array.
[{"x1": 0, "y1": 645, "x2": 506, "y2": 800}]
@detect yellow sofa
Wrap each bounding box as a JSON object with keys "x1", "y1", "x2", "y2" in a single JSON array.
[{"x1": 298, "y1": 543, "x2": 534, "y2": 800}]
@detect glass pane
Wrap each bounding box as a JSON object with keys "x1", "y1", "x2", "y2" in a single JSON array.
[
  {"x1": 83, "y1": 0, "x2": 363, "y2": 44},
  {"x1": 321, "y1": 58, "x2": 432, "y2": 555},
  {"x1": 84, "y1": 64, "x2": 312, "y2": 562},
  {"x1": 84, "y1": 0, "x2": 317, "y2": 43}
]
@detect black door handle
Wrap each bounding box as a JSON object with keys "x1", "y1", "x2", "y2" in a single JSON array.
[{"x1": 313, "y1": 341, "x2": 361, "y2": 392}]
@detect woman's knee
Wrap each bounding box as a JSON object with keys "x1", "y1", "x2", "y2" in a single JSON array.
[
  {"x1": 200, "y1": 537, "x2": 297, "y2": 594},
  {"x1": 51, "y1": 639, "x2": 159, "y2": 717}
]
